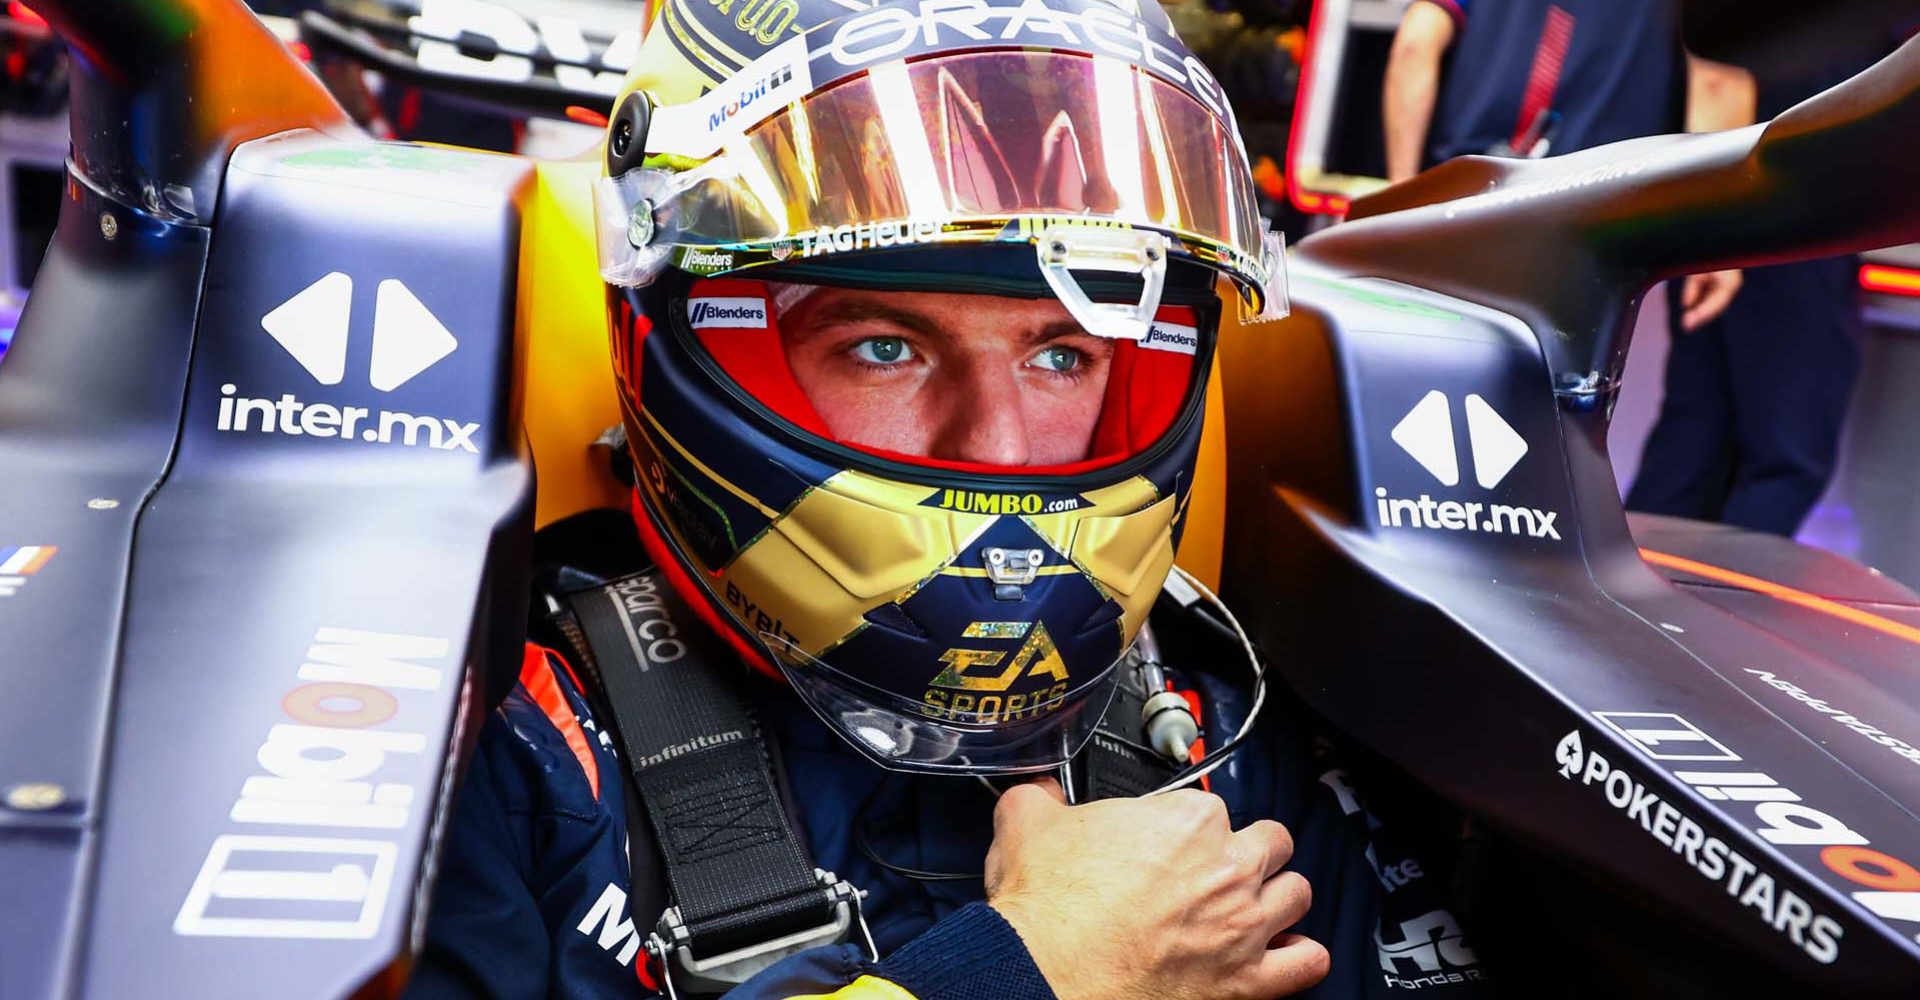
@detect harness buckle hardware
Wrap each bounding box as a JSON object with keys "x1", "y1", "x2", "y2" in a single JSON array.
[{"x1": 647, "y1": 869, "x2": 876, "y2": 1000}]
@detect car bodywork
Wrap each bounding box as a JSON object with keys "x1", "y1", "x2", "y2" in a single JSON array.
[{"x1": 1, "y1": 0, "x2": 1918, "y2": 996}]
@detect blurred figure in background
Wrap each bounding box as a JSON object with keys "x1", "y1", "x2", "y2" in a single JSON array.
[
  {"x1": 1381, "y1": 0, "x2": 1749, "y2": 330},
  {"x1": 1166, "y1": 0, "x2": 1309, "y2": 227},
  {"x1": 1627, "y1": 260, "x2": 1861, "y2": 537},
  {"x1": 1384, "y1": 2, "x2": 1907, "y2": 536},
  {"x1": 1625, "y1": 12, "x2": 1906, "y2": 535}
]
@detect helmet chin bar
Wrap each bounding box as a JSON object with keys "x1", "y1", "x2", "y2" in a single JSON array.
[{"x1": 1036, "y1": 224, "x2": 1170, "y2": 341}]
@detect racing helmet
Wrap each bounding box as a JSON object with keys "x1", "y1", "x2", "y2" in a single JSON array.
[{"x1": 595, "y1": 0, "x2": 1286, "y2": 774}]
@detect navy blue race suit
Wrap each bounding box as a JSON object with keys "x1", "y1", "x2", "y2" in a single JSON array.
[
  {"x1": 1422, "y1": 0, "x2": 1685, "y2": 165},
  {"x1": 403, "y1": 640, "x2": 1486, "y2": 1000}
]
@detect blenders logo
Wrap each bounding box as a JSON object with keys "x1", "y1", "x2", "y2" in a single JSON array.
[
  {"x1": 682, "y1": 248, "x2": 736, "y2": 273},
  {"x1": 706, "y1": 62, "x2": 795, "y2": 131},
  {"x1": 175, "y1": 627, "x2": 451, "y2": 939},
  {"x1": 1141, "y1": 322, "x2": 1199, "y2": 355},
  {"x1": 687, "y1": 297, "x2": 768, "y2": 329},
  {"x1": 219, "y1": 273, "x2": 480, "y2": 453},
  {"x1": 1375, "y1": 390, "x2": 1559, "y2": 540}
]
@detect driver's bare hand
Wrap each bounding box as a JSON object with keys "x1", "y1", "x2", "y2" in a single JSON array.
[{"x1": 985, "y1": 779, "x2": 1328, "y2": 1000}]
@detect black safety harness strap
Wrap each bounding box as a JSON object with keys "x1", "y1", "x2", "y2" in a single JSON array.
[{"x1": 565, "y1": 570, "x2": 837, "y2": 964}]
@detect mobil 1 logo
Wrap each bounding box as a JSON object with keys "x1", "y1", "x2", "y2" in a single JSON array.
[
  {"x1": 1374, "y1": 389, "x2": 1560, "y2": 541},
  {"x1": 175, "y1": 626, "x2": 452, "y2": 940}
]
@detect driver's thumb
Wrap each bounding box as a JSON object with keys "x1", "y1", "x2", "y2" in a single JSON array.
[{"x1": 995, "y1": 778, "x2": 1068, "y2": 831}]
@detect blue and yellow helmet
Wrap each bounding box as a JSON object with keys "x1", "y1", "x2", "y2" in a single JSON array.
[{"x1": 599, "y1": 0, "x2": 1285, "y2": 773}]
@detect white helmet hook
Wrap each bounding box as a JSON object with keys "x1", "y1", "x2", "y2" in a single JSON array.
[{"x1": 1035, "y1": 224, "x2": 1169, "y2": 341}]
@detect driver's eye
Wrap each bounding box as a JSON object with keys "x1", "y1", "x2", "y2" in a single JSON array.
[
  {"x1": 1031, "y1": 345, "x2": 1082, "y2": 372},
  {"x1": 852, "y1": 337, "x2": 914, "y2": 365}
]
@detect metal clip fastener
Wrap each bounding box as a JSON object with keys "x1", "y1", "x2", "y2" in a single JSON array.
[
  {"x1": 627, "y1": 198, "x2": 657, "y2": 248},
  {"x1": 984, "y1": 547, "x2": 1045, "y2": 601},
  {"x1": 648, "y1": 870, "x2": 875, "y2": 1000}
]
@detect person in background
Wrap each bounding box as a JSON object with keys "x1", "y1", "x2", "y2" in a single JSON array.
[
  {"x1": 1627, "y1": 42, "x2": 1899, "y2": 535},
  {"x1": 1382, "y1": 0, "x2": 1749, "y2": 332}
]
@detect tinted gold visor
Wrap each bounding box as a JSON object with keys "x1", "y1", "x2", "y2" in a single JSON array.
[{"x1": 599, "y1": 50, "x2": 1286, "y2": 323}]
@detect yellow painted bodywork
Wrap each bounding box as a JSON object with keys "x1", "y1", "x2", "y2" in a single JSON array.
[
  {"x1": 516, "y1": 154, "x2": 629, "y2": 527},
  {"x1": 1176, "y1": 351, "x2": 1229, "y2": 592}
]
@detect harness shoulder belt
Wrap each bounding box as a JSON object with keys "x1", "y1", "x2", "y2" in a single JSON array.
[{"x1": 564, "y1": 569, "x2": 867, "y2": 996}]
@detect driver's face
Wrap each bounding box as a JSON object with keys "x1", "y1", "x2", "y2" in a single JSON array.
[{"x1": 780, "y1": 288, "x2": 1114, "y2": 466}]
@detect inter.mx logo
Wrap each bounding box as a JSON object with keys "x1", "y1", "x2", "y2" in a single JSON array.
[
  {"x1": 216, "y1": 272, "x2": 481, "y2": 453},
  {"x1": 1373, "y1": 390, "x2": 1560, "y2": 540}
]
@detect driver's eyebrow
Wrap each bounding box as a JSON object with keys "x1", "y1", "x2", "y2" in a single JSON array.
[
  {"x1": 800, "y1": 298, "x2": 945, "y2": 340},
  {"x1": 1030, "y1": 320, "x2": 1097, "y2": 346},
  {"x1": 803, "y1": 299, "x2": 1095, "y2": 348}
]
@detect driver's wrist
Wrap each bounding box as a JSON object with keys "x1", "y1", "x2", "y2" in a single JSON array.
[
  {"x1": 988, "y1": 896, "x2": 1093, "y2": 1000},
  {"x1": 875, "y1": 901, "x2": 1056, "y2": 1000}
]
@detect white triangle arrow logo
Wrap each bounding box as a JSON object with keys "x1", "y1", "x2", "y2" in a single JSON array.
[
  {"x1": 370, "y1": 279, "x2": 458, "y2": 392},
  {"x1": 1390, "y1": 389, "x2": 1459, "y2": 487},
  {"x1": 260, "y1": 271, "x2": 352, "y2": 386},
  {"x1": 1465, "y1": 393, "x2": 1528, "y2": 488}
]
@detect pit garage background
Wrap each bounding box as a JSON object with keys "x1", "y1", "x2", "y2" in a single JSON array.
[
  {"x1": 1288, "y1": 0, "x2": 1920, "y2": 584},
  {"x1": 1, "y1": 0, "x2": 1917, "y2": 583}
]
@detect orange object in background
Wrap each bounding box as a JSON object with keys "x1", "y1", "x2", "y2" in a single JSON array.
[
  {"x1": 564, "y1": 105, "x2": 610, "y2": 128},
  {"x1": 1861, "y1": 263, "x2": 1920, "y2": 296}
]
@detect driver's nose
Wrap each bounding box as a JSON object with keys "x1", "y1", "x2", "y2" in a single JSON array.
[{"x1": 925, "y1": 359, "x2": 1031, "y2": 466}]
